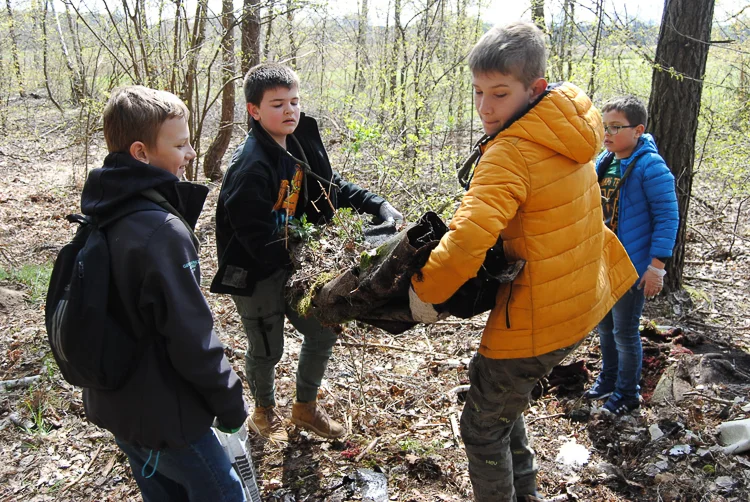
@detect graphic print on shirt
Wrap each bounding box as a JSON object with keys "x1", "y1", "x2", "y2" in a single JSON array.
[
  {"x1": 600, "y1": 159, "x2": 621, "y2": 233},
  {"x1": 272, "y1": 164, "x2": 304, "y2": 231}
]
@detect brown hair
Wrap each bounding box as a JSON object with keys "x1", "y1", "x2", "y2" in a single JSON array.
[
  {"x1": 243, "y1": 63, "x2": 300, "y2": 106},
  {"x1": 601, "y1": 95, "x2": 648, "y2": 128},
  {"x1": 468, "y1": 21, "x2": 547, "y2": 89},
  {"x1": 103, "y1": 86, "x2": 189, "y2": 153}
]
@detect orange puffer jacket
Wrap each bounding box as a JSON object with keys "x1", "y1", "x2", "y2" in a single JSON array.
[{"x1": 412, "y1": 83, "x2": 638, "y2": 359}]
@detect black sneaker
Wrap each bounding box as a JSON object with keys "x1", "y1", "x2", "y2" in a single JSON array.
[
  {"x1": 603, "y1": 392, "x2": 640, "y2": 415},
  {"x1": 583, "y1": 379, "x2": 614, "y2": 400}
]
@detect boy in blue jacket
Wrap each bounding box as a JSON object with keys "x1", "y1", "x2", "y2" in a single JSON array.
[{"x1": 584, "y1": 95, "x2": 679, "y2": 414}]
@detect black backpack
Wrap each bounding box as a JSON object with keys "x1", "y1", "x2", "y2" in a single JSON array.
[{"x1": 45, "y1": 190, "x2": 185, "y2": 390}]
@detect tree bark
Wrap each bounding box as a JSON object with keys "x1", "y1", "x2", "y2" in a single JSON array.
[
  {"x1": 286, "y1": 0, "x2": 297, "y2": 68},
  {"x1": 647, "y1": 0, "x2": 716, "y2": 291},
  {"x1": 241, "y1": 0, "x2": 261, "y2": 74},
  {"x1": 202, "y1": 0, "x2": 236, "y2": 181},
  {"x1": 531, "y1": 0, "x2": 545, "y2": 32},
  {"x1": 50, "y1": 0, "x2": 84, "y2": 103},
  {"x1": 182, "y1": 0, "x2": 208, "y2": 180},
  {"x1": 5, "y1": 0, "x2": 26, "y2": 97}
]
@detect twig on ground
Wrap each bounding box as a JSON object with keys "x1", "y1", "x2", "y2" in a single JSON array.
[
  {"x1": 526, "y1": 413, "x2": 566, "y2": 425},
  {"x1": 338, "y1": 339, "x2": 448, "y2": 358},
  {"x1": 0, "y1": 375, "x2": 41, "y2": 392},
  {"x1": 450, "y1": 413, "x2": 461, "y2": 445},
  {"x1": 682, "y1": 391, "x2": 735, "y2": 405},
  {"x1": 61, "y1": 443, "x2": 103, "y2": 493},
  {"x1": 355, "y1": 436, "x2": 380, "y2": 462},
  {"x1": 684, "y1": 275, "x2": 733, "y2": 285}
]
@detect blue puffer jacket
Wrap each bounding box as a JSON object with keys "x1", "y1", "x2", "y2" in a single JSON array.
[{"x1": 595, "y1": 133, "x2": 679, "y2": 280}]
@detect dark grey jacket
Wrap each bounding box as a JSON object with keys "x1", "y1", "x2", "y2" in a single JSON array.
[
  {"x1": 80, "y1": 153, "x2": 247, "y2": 449},
  {"x1": 211, "y1": 114, "x2": 385, "y2": 296}
]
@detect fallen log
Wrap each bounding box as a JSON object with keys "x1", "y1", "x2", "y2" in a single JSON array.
[{"x1": 289, "y1": 212, "x2": 524, "y2": 334}]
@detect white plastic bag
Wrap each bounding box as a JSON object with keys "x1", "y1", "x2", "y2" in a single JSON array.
[{"x1": 213, "y1": 424, "x2": 262, "y2": 502}]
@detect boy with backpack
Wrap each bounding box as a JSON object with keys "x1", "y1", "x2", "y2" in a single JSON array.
[
  {"x1": 72, "y1": 86, "x2": 248, "y2": 500},
  {"x1": 583, "y1": 96, "x2": 679, "y2": 414},
  {"x1": 407, "y1": 23, "x2": 638, "y2": 501},
  {"x1": 211, "y1": 63, "x2": 402, "y2": 443}
]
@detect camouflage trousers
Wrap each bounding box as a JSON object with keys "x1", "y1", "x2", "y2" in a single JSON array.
[{"x1": 460, "y1": 343, "x2": 580, "y2": 502}]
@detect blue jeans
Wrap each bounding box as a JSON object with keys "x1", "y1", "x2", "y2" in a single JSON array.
[
  {"x1": 115, "y1": 430, "x2": 246, "y2": 502},
  {"x1": 232, "y1": 269, "x2": 339, "y2": 407},
  {"x1": 597, "y1": 284, "x2": 646, "y2": 398}
]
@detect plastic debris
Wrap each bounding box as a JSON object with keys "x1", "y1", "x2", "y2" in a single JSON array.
[
  {"x1": 669, "y1": 444, "x2": 691, "y2": 456},
  {"x1": 649, "y1": 424, "x2": 664, "y2": 441},
  {"x1": 555, "y1": 440, "x2": 590, "y2": 467},
  {"x1": 717, "y1": 418, "x2": 750, "y2": 455}
]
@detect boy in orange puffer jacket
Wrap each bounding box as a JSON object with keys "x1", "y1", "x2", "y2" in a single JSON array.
[{"x1": 408, "y1": 22, "x2": 638, "y2": 502}]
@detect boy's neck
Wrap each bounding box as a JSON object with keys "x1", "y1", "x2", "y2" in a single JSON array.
[{"x1": 614, "y1": 145, "x2": 636, "y2": 160}]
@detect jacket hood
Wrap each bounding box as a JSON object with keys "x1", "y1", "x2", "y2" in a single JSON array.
[
  {"x1": 628, "y1": 133, "x2": 659, "y2": 161},
  {"x1": 502, "y1": 82, "x2": 603, "y2": 165},
  {"x1": 81, "y1": 152, "x2": 207, "y2": 228}
]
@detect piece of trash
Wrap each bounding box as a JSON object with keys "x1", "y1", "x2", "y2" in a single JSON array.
[
  {"x1": 669, "y1": 444, "x2": 691, "y2": 456},
  {"x1": 717, "y1": 417, "x2": 750, "y2": 455},
  {"x1": 655, "y1": 460, "x2": 669, "y2": 470},
  {"x1": 649, "y1": 424, "x2": 664, "y2": 441},
  {"x1": 715, "y1": 476, "x2": 736, "y2": 490},
  {"x1": 555, "y1": 440, "x2": 590, "y2": 467},
  {"x1": 643, "y1": 463, "x2": 661, "y2": 476},
  {"x1": 355, "y1": 468, "x2": 388, "y2": 502}
]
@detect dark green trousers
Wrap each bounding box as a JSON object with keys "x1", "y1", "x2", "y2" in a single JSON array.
[
  {"x1": 232, "y1": 269, "x2": 339, "y2": 407},
  {"x1": 460, "y1": 343, "x2": 580, "y2": 502}
]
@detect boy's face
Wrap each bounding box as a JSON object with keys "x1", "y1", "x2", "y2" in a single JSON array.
[
  {"x1": 602, "y1": 110, "x2": 644, "y2": 159},
  {"x1": 472, "y1": 71, "x2": 547, "y2": 137},
  {"x1": 138, "y1": 116, "x2": 196, "y2": 178},
  {"x1": 247, "y1": 85, "x2": 300, "y2": 147}
]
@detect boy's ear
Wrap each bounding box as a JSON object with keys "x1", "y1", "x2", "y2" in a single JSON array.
[
  {"x1": 247, "y1": 102, "x2": 261, "y2": 121},
  {"x1": 634, "y1": 124, "x2": 646, "y2": 137},
  {"x1": 129, "y1": 141, "x2": 149, "y2": 163},
  {"x1": 529, "y1": 77, "x2": 548, "y2": 102}
]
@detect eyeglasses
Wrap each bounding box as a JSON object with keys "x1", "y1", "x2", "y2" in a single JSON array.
[{"x1": 603, "y1": 124, "x2": 637, "y2": 135}]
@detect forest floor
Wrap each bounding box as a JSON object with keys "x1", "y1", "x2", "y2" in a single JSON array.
[{"x1": 1, "y1": 97, "x2": 749, "y2": 502}]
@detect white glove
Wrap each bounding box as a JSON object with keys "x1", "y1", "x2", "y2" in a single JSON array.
[
  {"x1": 378, "y1": 201, "x2": 403, "y2": 223},
  {"x1": 409, "y1": 286, "x2": 442, "y2": 324},
  {"x1": 638, "y1": 265, "x2": 666, "y2": 299}
]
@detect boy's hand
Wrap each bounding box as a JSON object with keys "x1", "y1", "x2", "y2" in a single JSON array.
[
  {"x1": 638, "y1": 265, "x2": 666, "y2": 299},
  {"x1": 378, "y1": 202, "x2": 403, "y2": 223},
  {"x1": 409, "y1": 287, "x2": 444, "y2": 323},
  {"x1": 214, "y1": 420, "x2": 241, "y2": 434}
]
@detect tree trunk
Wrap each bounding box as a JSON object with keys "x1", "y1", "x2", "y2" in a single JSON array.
[
  {"x1": 587, "y1": 0, "x2": 604, "y2": 99},
  {"x1": 5, "y1": 0, "x2": 26, "y2": 97},
  {"x1": 241, "y1": 0, "x2": 261, "y2": 74},
  {"x1": 352, "y1": 0, "x2": 368, "y2": 92},
  {"x1": 182, "y1": 0, "x2": 208, "y2": 180},
  {"x1": 202, "y1": 0, "x2": 236, "y2": 182},
  {"x1": 64, "y1": 3, "x2": 87, "y2": 99},
  {"x1": 531, "y1": 0, "x2": 545, "y2": 32},
  {"x1": 41, "y1": 0, "x2": 64, "y2": 112},
  {"x1": 286, "y1": 0, "x2": 297, "y2": 68},
  {"x1": 50, "y1": 0, "x2": 84, "y2": 103},
  {"x1": 647, "y1": 0, "x2": 715, "y2": 291}
]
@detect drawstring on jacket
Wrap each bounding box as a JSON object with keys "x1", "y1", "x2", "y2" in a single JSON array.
[
  {"x1": 505, "y1": 281, "x2": 514, "y2": 329},
  {"x1": 141, "y1": 449, "x2": 161, "y2": 479}
]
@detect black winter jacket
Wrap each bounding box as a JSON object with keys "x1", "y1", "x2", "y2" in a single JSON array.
[
  {"x1": 81, "y1": 153, "x2": 247, "y2": 449},
  {"x1": 211, "y1": 114, "x2": 385, "y2": 296}
]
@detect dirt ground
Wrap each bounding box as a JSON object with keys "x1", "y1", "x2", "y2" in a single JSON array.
[{"x1": 1, "y1": 98, "x2": 749, "y2": 501}]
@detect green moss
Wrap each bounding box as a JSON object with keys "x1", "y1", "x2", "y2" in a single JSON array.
[{"x1": 295, "y1": 271, "x2": 339, "y2": 317}]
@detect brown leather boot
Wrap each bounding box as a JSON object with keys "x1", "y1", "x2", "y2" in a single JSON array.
[
  {"x1": 248, "y1": 405, "x2": 288, "y2": 443},
  {"x1": 291, "y1": 400, "x2": 345, "y2": 439}
]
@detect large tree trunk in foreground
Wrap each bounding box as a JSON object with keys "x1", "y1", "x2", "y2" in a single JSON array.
[{"x1": 647, "y1": 0, "x2": 715, "y2": 291}]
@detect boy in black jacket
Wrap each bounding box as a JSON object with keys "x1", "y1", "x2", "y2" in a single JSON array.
[
  {"x1": 212, "y1": 63, "x2": 402, "y2": 442},
  {"x1": 82, "y1": 86, "x2": 248, "y2": 501}
]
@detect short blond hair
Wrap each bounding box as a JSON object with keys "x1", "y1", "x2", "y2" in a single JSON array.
[
  {"x1": 468, "y1": 21, "x2": 547, "y2": 88},
  {"x1": 103, "y1": 86, "x2": 189, "y2": 153}
]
